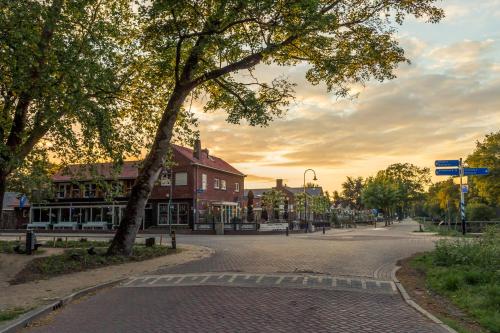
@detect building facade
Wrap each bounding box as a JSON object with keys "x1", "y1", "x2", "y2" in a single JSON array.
[{"x1": 29, "y1": 140, "x2": 245, "y2": 230}]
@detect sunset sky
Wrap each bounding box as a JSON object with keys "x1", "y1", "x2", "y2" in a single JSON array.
[{"x1": 190, "y1": 0, "x2": 500, "y2": 193}]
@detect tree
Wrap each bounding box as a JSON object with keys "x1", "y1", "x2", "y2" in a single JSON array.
[
  {"x1": 378, "y1": 163, "x2": 431, "y2": 217},
  {"x1": 0, "y1": 0, "x2": 145, "y2": 223},
  {"x1": 246, "y1": 190, "x2": 254, "y2": 222},
  {"x1": 466, "y1": 131, "x2": 500, "y2": 206},
  {"x1": 362, "y1": 176, "x2": 399, "y2": 225},
  {"x1": 341, "y1": 176, "x2": 365, "y2": 210},
  {"x1": 261, "y1": 189, "x2": 285, "y2": 220},
  {"x1": 424, "y1": 179, "x2": 459, "y2": 223},
  {"x1": 109, "y1": 0, "x2": 444, "y2": 255}
]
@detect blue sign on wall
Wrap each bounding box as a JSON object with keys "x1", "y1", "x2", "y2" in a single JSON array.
[
  {"x1": 435, "y1": 160, "x2": 460, "y2": 167},
  {"x1": 463, "y1": 168, "x2": 489, "y2": 176},
  {"x1": 435, "y1": 168, "x2": 460, "y2": 176}
]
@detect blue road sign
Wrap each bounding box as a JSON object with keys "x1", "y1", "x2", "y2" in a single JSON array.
[
  {"x1": 463, "y1": 168, "x2": 489, "y2": 176},
  {"x1": 196, "y1": 189, "x2": 205, "y2": 193},
  {"x1": 461, "y1": 185, "x2": 468, "y2": 193},
  {"x1": 435, "y1": 160, "x2": 460, "y2": 167},
  {"x1": 19, "y1": 194, "x2": 27, "y2": 208},
  {"x1": 435, "y1": 168, "x2": 459, "y2": 176}
]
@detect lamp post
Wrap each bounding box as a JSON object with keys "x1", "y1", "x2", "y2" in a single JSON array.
[{"x1": 303, "y1": 169, "x2": 317, "y2": 231}]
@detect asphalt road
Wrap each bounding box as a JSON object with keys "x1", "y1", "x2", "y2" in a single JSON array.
[{"x1": 26, "y1": 220, "x2": 448, "y2": 333}]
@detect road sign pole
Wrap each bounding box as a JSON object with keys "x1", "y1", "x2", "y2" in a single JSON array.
[{"x1": 460, "y1": 158, "x2": 466, "y2": 235}]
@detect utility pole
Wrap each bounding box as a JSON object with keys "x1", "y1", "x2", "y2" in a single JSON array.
[{"x1": 459, "y1": 158, "x2": 466, "y2": 235}]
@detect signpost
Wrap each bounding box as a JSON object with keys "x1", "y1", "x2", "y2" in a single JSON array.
[{"x1": 434, "y1": 158, "x2": 489, "y2": 235}]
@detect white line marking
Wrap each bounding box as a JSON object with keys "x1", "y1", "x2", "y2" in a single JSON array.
[
  {"x1": 200, "y1": 276, "x2": 210, "y2": 283},
  {"x1": 122, "y1": 278, "x2": 137, "y2": 286},
  {"x1": 191, "y1": 276, "x2": 199, "y2": 281},
  {"x1": 390, "y1": 282, "x2": 397, "y2": 292},
  {"x1": 346, "y1": 278, "x2": 351, "y2": 286},
  {"x1": 165, "y1": 276, "x2": 174, "y2": 281},
  {"x1": 174, "y1": 276, "x2": 185, "y2": 284},
  {"x1": 245, "y1": 275, "x2": 250, "y2": 280},
  {"x1": 302, "y1": 277, "x2": 309, "y2": 285},
  {"x1": 361, "y1": 280, "x2": 367, "y2": 289},
  {"x1": 256, "y1": 276, "x2": 264, "y2": 283},
  {"x1": 148, "y1": 278, "x2": 160, "y2": 285},
  {"x1": 332, "y1": 278, "x2": 337, "y2": 287},
  {"x1": 228, "y1": 275, "x2": 237, "y2": 283},
  {"x1": 275, "y1": 277, "x2": 284, "y2": 284},
  {"x1": 217, "y1": 275, "x2": 225, "y2": 280},
  {"x1": 376, "y1": 281, "x2": 381, "y2": 287},
  {"x1": 292, "y1": 276, "x2": 298, "y2": 282},
  {"x1": 317, "y1": 277, "x2": 323, "y2": 283}
]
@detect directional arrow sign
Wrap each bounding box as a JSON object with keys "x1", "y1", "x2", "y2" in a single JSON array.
[
  {"x1": 435, "y1": 168, "x2": 459, "y2": 176},
  {"x1": 463, "y1": 168, "x2": 489, "y2": 176},
  {"x1": 435, "y1": 160, "x2": 460, "y2": 167}
]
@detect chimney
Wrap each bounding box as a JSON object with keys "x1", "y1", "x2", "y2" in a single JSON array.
[
  {"x1": 202, "y1": 148, "x2": 209, "y2": 157},
  {"x1": 276, "y1": 179, "x2": 283, "y2": 189},
  {"x1": 193, "y1": 139, "x2": 201, "y2": 159}
]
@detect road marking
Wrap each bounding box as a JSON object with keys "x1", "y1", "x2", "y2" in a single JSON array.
[
  {"x1": 165, "y1": 276, "x2": 174, "y2": 281},
  {"x1": 174, "y1": 276, "x2": 185, "y2": 284},
  {"x1": 346, "y1": 278, "x2": 351, "y2": 287},
  {"x1": 302, "y1": 277, "x2": 308, "y2": 285},
  {"x1": 122, "y1": 278, "x2": 137, "y2": 286},
  {"x1": 361, "y1": 280, "x2": 367, "y2": 289},
  {"x1": 317, "y1": 277, "x2": 323, "y2": 283},
  {"x1": 228, "y1": 275, "x2": 237, "y2": 283},
  {"x1": 217, "y1": 275, "x2": 225, "y2": 280},
  {"x1": 256, "y1": 276, "x2": 264, "y2": 283},
  {"x1": 275, "y1": 276, "x2": 284, "y2": 284},
  {"x1": 148, "y1": 278, "x2": 160, "y2": 285},
  {"x1": 200, "y1": 276, "x2": 210, "y2": 283},
  {"x1": 245, "y1": 275, "x2": 250, "y2": 280},
  {"x1": 292, "y1": 276, "x2": 298, "y2": 282},
  {"x1": 190, "y1": 276, "x2": 198, "y2": 281},
  {"x1": 332, "y1": 278, "x2": 337, "y2": 287}
]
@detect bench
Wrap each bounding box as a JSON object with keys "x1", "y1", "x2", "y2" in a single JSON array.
[
  {"x1": 82, "y1": 222, "x2": 109, "y2": 230},
  {"x1": 27, "y1": 222, "x2": 50, "y2": 230},
  {"x1": 259, "y1": 223, "x2": 288, "y2": 232},
  {"x1": 53, "y1": 222, "x2": 78, "y2": 230}
]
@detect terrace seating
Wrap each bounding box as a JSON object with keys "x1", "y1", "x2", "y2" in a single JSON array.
[
  {"x1": 82, "y1": 221, "x2": 108, "y2": 230},
  {"x1": 27, "y1": 222, "x2": 50, "y2": 230},
  {"x1": 52, "y1": 222, "x2": 78, "y2": 230}
]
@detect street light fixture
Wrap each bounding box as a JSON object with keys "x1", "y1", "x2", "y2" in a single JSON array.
[{"x1": 303, "y1": 169, "x2": 317, "y2": 230}]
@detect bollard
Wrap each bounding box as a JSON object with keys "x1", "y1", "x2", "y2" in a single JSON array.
[
  {"x1": 171, "y1": 230, "x2": 176, "y2": 250},
  {"x1": 65, "y1": 236, "x2": 68, "y2": 248},
  {"x1": 159, "y1": 235, "x2": 163, "y2": 246},
  {"x1": 286, "y1": 227, "x2": 289, "y2": 236},
  {"x1": 323, "y1": 226, "x2": 325, "y2": 234},
  {"x1": 26, "y1": 230, "x2": 33, "y2": 255}
]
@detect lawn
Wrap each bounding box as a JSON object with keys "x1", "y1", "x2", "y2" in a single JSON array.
[
  {"x1": 411, "y1": 226, "x2": 500, "y2": 333},
  {"x1": 0, "y1": 307, "x2": 32, "y2": 323}
]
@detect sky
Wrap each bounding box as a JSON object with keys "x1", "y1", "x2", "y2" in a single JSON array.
[{"x1": 191, "y1": 0, "x2": 500, "y2": 193}]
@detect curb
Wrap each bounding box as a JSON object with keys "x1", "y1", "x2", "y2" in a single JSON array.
[
  {"x1": 0, "y1": 278, "x2": 126, "y2": 333},
  {"x1": 391, "y1": 266, "x2": 457, "y2": 333}
]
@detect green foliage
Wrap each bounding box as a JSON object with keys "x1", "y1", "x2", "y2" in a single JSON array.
[
  {"x1": 261, "y1": 189, "x2": 285, "y2": 218},
  {"x1": 466, "y1": 131, "x2": 500, "y2": 206},
  {"x1": 11, "y1": 245, "x2": 172, "y2": 284},
  {"x1": 0, "y1": 307, "x2": 31, "y2": 322},
  {"x1": 466, "y1": 202, "x2": 497, "y2": 221},
  {"x1": 361, "y1": 175, "x2": 399, "y2": 212},
  {"x1": 413, "y1": 227, "x2": 500, "y2": 332},
  {"x1": 423, "y1": 179, "x2": 460, "y2": 222},
  {"x1": 341, "y1": 176, "x2": 365, "y2": 210}
]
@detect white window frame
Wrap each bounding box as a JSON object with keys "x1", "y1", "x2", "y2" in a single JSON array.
[
  {"x1": 57, "y1": 183, "x2": 68, "y2": 198},
  {"x1": 158, "y1": 203, "x2": 189, "y2": 225},
  {"x1": 235, "y1": 183, "x2": 240, "y2": 192},
  {"x1": 202, "y1": 173, "x2": 207, "y2": 190},
  {"x1": 84, "y1": 183, "x2": 97, "y2": 198},
  {"x1": 214, "y1": 178, "x2": 220, "y2": 189},
  {"x1": 221, "y1": 179, "x2": 226, "y2": 190},
  {"x1": 175, "y1": 172, "x2": 188, "y2": 186}
]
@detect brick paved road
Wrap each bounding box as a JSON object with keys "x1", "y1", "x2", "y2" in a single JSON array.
[
  {"x1": 25, "y1": 220, "x2": 447, "y2": 332},
  {"x1": 28, "y1": 286, "x2": 446, "y2": 333}
]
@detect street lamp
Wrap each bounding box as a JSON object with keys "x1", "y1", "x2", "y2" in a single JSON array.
[{"x1": 303, "y1": 169, "x2": 317, "y2": 229}]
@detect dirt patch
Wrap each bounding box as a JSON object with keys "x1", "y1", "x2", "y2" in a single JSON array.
[
  {"x1": 0, "y1": 244, "x2": 213, "y2": 313},
  {"x1": 396, "y1": 254, "x2": 486, "y2": 333}
]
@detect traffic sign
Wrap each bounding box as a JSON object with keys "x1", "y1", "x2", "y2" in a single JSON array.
[
  {"x1": 463, "y1": 168, "x2": 489, "y2": 176},
  {"x1": 435, "y1": 168, "x2": 459, "y2": 176},
  {"x1": 461, "y1": 185, "x2": 468, "y2": 193},
  {"x1": 196, "y1": 189, "x2": 205, "y2": 193},
  {"x1": 435, "y1": 160, "x2": 460, "y2": 167}
]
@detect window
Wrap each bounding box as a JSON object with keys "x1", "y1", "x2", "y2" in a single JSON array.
[
  {"x1": 214, "y1": 178, "x2": 220, "y2": 189},
  {"x1": 84, "y1": 183, "x2": 96, "y2": 198},
  {"x1": 158, "y1": 203, "x2": 189, "y2": 225},
  {"x1": 175, "y1": 172, "x2": 188, "y2": 186},
  {"x1": 202, "y1": 173, "x2": 207, "y2": 190},
  {"x1": 159, "y1": 170, "x2": 171, "y2": 186},
  {"x1": 235, "y1": 183, "x2": 240, "y2": 192},
  {"x1": 57, "y1": 184, "x2": 70, "y2": 198},
  {"x1": 71, "y1": 184, "x2": 80, "y2": 198},
  {"x1": 221, "y1": 179, "x2": 226, "y2": 190}
]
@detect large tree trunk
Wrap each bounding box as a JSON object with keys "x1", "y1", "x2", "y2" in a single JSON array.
[
  {"x1": 107, "y1": 86, "x2": 190, "y2": 256},
  {"x1": 0, "y1": 171, "x2": 7, "y2": 228}
]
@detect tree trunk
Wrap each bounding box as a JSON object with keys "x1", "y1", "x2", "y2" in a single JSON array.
[
  {"x1": 107, "y1": 86, "x2": 190, "y2": 256},
  {"x1": 0, "y1": 172, "x2": 7, "y2": 228}
]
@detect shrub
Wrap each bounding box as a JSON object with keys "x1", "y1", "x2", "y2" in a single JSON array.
[{"x1": 466, "y1": 202, "x2": 496, "y2": 221}]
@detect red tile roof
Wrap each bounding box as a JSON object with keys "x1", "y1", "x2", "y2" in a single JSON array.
[
  {"x1": 172, "y1": 144, "x2": 244, "y2": 176},
  {"x1": 52, "y1": 145, "x2": 244, "y2": 182}
]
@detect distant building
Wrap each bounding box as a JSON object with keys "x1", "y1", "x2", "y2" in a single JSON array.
[
  {"x1": 28, "y1": 139, "x2": 245, "y2": 230},
  {"x1": 1, "y1": 192, "x2": 30, "y2": 229},
  {"x1": 243, "y1": 179, "x2": 324, "y2": 221}
]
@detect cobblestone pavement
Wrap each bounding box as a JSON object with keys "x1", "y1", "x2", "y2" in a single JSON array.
[
  {"x1": 28, "y1": 286, "x2": 446, "y2": 333},
  {"x1": 25, "y1": 220, "x2": 447, "y2": 332}
]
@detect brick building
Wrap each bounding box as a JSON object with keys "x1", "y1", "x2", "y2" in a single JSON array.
[{"x1": 28, "y1": 140, "x2": 245, "y2": 230}]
